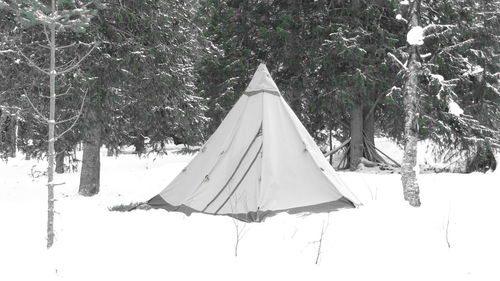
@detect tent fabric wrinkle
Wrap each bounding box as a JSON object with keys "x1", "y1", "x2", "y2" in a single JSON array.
[{"x1": 146, "y1": 63, "x2": 360, "y2": 222}]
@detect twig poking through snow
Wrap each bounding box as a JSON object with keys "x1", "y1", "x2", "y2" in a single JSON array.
[
  {"x1": 315, "y1": 214, "x2": 330, "y2": 265},
  {"x1": 445, "y1": 203, "x2": 452, "y2": 248},
  {"x1": 233, "y1": 218, "x2": 248, "y2": 257}
]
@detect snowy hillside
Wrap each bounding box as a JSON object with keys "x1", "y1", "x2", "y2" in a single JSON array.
[{"x1": 0, "y1": 141, "x2": 499, "y2": 281}]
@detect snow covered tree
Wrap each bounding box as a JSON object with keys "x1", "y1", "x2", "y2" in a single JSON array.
[
  {"x1": 384, "y1": 0, "x2": 500, "y2": 205},
  {"x1": 0, "y1": 0, "x2": 97, "y2": 247},
  {"x1": 76, "y1": 0, "x2": 210, "y2": 196},
  {"x1": 197, "y1": 0, "x2": 405, "y2": 171},
  {"x1": 399, "y1": 0, "x2": 422, "y2": 207},
  {"x1": 385, "y1": 0, "x2": 499, "y2": 174}
]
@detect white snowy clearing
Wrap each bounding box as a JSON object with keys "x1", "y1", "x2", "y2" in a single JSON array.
[{"x1": 0, "y1": 139, "x2": 499, "y2": 281}]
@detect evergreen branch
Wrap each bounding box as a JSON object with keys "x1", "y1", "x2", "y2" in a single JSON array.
[
  {"x1": 57, "y1": 43, "x2": 97, "y2": 75},
  {"x1": 22, "y1": 89, "x2": 49, "y2": 122},
  {"x1": 16, "y1": 47, "x2": 50, "y2": 75},
  {"x1": 55, "y1": 89, "x2": 87, "y2": 139}
]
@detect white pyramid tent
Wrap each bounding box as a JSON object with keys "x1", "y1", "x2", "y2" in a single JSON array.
[{"x1": 147, "y1": 64, "x2": 360, "y2": 222}]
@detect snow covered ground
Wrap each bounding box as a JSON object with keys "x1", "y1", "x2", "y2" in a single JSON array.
[{"x1": 1, "y1": 140, "x2": 499, "y2": 281}]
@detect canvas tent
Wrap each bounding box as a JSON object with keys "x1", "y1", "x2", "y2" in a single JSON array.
[{"x1": 146, "y1": 64, "x2": 360, "y2": 222}]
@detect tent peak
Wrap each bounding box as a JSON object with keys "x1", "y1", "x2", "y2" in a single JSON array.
[{"x1": 244, "y1": 63, "x2": 280, "y2": 95}]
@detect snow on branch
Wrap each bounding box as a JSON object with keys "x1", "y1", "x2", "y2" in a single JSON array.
[
  {"x1": 448, "y1": 100, "x2": 464, "y2": 116},
  {"x1": 423, "y1": 24, "x2": 455, "y2": 35},
  {"x1": 486, "y1": 82, "x2": 500, "y2": 97},
  {"x1": 387, "y1": 52, "x2": 407, "y2": 70},
  {"x1": 439, "y1": 39, "x2": 475, "y2": 55},
  {"x1": 395, "y1": 14, "x2": 408, "y2": 23},
  {"x1": 0, "y1": 49, "x2": 15, "y2": 54},
  {"x1": 407, "y1": 26, "x2": 424, "y2": 46}
]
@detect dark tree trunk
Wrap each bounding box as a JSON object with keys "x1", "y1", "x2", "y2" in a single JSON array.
[
  {"x1": 363, "y1": 105, "x2": 375, "y2": 146},
  {"x1": 55, "y1": 151, "x2": 65, "y2": 174},
  {"x1": 106, "y1": 145, "x2": 114, "y2": 157},
  {"x1": 0, "y1": 110, "x2": 7, "y2": 154},
  {"x1": 24, "y1": 120, "x2": 33, "y2": 160},
  {"x1": 349, "y1": 102, "x2": 363, "y2": 170},
  {"x1": 79, "y1": 108, "x2": 102, "y2": 196},
  {"x1": 134, "y1": 135, "x2": 145, "y2": 156},
  {"x1": 329, "y1": 130, "x2": 333, "y2": 165},
  {"x1": 401, "y1": 0, "x2": 422, "y2": 207},
  {"x1": 8, "y1": 114, "x2": 17, "y2": 158}
]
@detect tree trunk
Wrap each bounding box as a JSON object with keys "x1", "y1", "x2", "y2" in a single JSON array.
[
  {"x1": 55, "y1": 150, "x2": 65, "y2": 174},
  {"x1": 350, "y1": 102, "x2": 363, "y2": 170},
  {"x1": 8, "y1": 113, "x2": 18, "y2": 158},
  {"x1": 401, "y1": 0, "x2": 422, "y2": 207},
  {"x1": 0, "y1": 110, "x2": 7, "y2": 153},
  {"x1": 79, "y1": 107, "x2": 102, "y2": 196},
  {"x1": 134, "y1": 135, "x2": 145, "y2": 156},
  {"x1": 106, "y1": 145, "x2": 114, "y2": 157},
  {"x1": 329, "y1": 130, "x2": 333, "y2": 165},
  {"x1": 363, "y1": 105, "x2": 375, "y2": 146},
  {"x1": 47, "y1": 1, "x2": 57, "y2": 248},
  {"x1": 25, "y1": 120, "x2": 33, "y2": 160}
]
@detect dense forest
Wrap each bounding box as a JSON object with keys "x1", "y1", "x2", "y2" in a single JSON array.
[{"x1": 1, "y1": 0, "x2": 499, "y2": 186}]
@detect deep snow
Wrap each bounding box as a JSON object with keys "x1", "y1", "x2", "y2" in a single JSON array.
[{"x1": 0, "y1": 140, "x2": 499, "y2": 281}]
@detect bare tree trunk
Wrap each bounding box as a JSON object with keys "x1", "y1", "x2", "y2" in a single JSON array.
[
  {"x1": 350, "y1": 102, "x2": 363, "y2": 170},
  {"x1": 401, "y1": 0, "x2": 422, "y2": 207},
  {"x1": 47, "y1": 0, "x2": 57, "y2": 248},
  {"x1": 79, "y1": 107, "x2": 101, "y2": 196}
]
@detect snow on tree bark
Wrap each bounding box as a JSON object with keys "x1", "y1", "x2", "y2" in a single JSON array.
[{"x1": 401, "y1": 0, "x2": 421, "y2": 207}]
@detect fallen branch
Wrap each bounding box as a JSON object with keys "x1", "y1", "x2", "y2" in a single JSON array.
[{"x1": 324, "y1": 138, "x2": 350, "y2": 158}]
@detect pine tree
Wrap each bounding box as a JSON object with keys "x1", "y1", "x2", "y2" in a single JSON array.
[
  {"x1": 1, "y1": 0, "x2": 96, "y2": 248},
  {"x1": 384, "y1": 0, "x2": 499, "y2": 173},
  {"x1": 77, "y1": 0, "x2": 210, "y2": 196}
]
